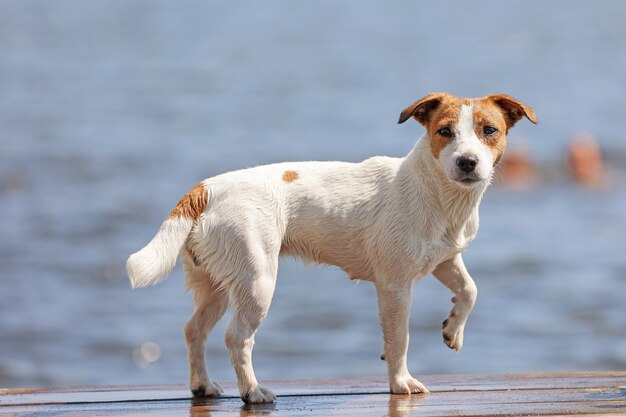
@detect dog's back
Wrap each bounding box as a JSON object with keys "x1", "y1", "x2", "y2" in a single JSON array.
[{"x1": 127, "y1": 157, "x2": 401, "y2": 287}]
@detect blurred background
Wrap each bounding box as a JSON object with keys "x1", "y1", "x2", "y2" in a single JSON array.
[{"x1": 1, "y1": 0, "x2": 625, "y2": 389}]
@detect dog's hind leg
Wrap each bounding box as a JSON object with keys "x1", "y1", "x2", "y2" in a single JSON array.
[
  {"x1": 224, "y1": 252, "x2": 278, "y2": 404},
  {"x1": 184, "y1": 258, "x2": 229, "y2": 398},
  {"x1": 432, "y1": 254, "x2": 477, "y2": 352}
]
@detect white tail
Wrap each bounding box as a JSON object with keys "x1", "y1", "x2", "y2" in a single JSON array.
[{"x1": 127, "y1": 217, "x2": 195, "y2": 288}]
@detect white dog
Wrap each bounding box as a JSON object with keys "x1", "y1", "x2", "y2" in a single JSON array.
[{"x1": 127, "y1": 93, "x2": 536, "y2": 404}]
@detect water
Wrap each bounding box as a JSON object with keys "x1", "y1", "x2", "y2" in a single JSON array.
[{"x1": 1, "y1": 0, "x2": 626, "y2": 388}]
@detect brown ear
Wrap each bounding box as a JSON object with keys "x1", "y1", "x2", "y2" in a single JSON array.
[
  {"x1": 489, "y1": 94, "x2": 537, "y2": 129},
  {"x1": 398, "y1": 93, "x2": 449, "y2": 125}
]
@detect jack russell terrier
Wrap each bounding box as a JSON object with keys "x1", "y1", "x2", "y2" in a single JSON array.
[{"x1": 127, "y1": 93, "x2": 537, "y2": 403}]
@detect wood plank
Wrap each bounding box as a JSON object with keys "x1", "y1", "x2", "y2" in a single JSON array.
[
  {"x1": 2, "y1": 388, "x2": 625, "y2": 417},
  {"x1": 1, "y1": 372, "x2": 625, "y2": 416},
  {"x1": 2, "y1": 372, "x2": 625, "y2": 406}
]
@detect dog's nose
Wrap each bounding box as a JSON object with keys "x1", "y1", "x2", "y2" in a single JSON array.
[{"x1": 456, "y1": 156, "x2": 478, "y2": 173}]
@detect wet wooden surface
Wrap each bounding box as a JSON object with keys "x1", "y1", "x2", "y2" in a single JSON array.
[{"x1": 1, "y1": 372, "x2": 625, "y2": 416}]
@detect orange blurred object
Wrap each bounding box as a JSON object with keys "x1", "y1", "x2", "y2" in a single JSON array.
[
  {"x1": 499, "y1": 149, "x2": 536, "y2": 188},
  {"x1": 567, "y1": 132, "x2": 605, "y2": 188}
]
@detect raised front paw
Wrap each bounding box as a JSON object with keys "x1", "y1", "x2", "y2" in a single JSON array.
[
  {"x1": 242, "y1": 385, "x2": 277, "y2": 404},
  {"x1": 390, "y1": 374, "x2": 429, "y2": 395},
  {"x1": 191, "y1": 379, "x2": 223, "y2": 398},
  {"x1": 442, "y1": 317, "x2": 465, "y2": 351}
]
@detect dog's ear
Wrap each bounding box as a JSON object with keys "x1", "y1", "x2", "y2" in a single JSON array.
[
  {"x1": 398, "y1": 93, "x2": 448, "y2": 125},
  {"x1": 488, "y1": 94, "x2": 537, "y2": 129}
]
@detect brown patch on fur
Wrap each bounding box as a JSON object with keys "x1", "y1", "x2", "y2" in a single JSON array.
[
  {"x1": 282, "y1": 170, "x2": 299, "y2": 183},
  {"x1": 398, "y1": 93, "x2": 449, "y2": 125},
  {"x1": 168, "y1": 182, "x2": 207, "y2": 220},
  {"x1": 472, "y1": 100, "x2": 509, "y2": 165},
  {"x1": 426, "y1": 96, "x2": 462, "y2": 159},
  {"x1": 430, "y1": 132, "x2": 451, "y2": 159},
  {"x1": 487, "y1": 94, "x2": 537, "y2": 130}
]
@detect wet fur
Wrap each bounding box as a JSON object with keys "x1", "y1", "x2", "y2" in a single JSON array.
[{"x1": 127, "y1": 93, "x2": 536, "y2": 403}]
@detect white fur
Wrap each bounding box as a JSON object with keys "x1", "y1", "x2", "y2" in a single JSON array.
[
  {"x1": 128, "y1": 103, "x2": 503, "y2": 403},
  {"x1": 127, "y1": 217, "x2": 195, "y2": 288}
]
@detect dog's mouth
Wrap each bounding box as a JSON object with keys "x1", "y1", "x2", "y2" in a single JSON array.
[{"x1": 454, "y1": 176, "x2": 482, "y2": 187}]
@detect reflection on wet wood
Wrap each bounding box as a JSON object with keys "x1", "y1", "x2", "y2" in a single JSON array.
[{"x1": 1, "y1": 372, "x2": 625, "y2": 416}]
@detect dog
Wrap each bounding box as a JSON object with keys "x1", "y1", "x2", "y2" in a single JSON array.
[{"x1": 127, "y1": 93, "x2": 536, "y2": 404}]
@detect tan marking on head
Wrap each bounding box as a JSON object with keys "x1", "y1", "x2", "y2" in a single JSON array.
[
  {"x1": 398, "y1": 92, "x2": 450, "y2": 125},
  {"x1": 424, "y1": 95, "x2": 464, "y2": 159},
  {"x1": 168, "y1": 182, "x2": 207, "y2": 220},
  {"x1": 282, "y1": 170, "x2": 299, "y2": 183},
  {"x1": 399, "y1": 93, "x2": 536, "y2": 163},
  {"x1": 486, "y1": 94, "x2": 537, "y2": 130},
  {"x1": 399, "y1": 94, "x2": 473, "y2": 159},
  {"x1": 472, "y1": 99, "x2": 510, "y2": 165}
]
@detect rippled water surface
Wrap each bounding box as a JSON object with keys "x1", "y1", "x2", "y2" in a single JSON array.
[{"x1": 1, "y1": 1, "x2": 626, "y2": 388}]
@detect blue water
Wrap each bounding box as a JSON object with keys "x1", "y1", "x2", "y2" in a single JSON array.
[{"x1": 1, "y1": 0, "x2": 626, "y2": 388}]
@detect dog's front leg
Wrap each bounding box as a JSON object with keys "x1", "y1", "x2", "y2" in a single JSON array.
[
  {"x1": 376, "y1": 282, "x2": 429, "y2": 395},
  {"x1": 432, "y1": 254, "x2": 477, "y2": 352}
]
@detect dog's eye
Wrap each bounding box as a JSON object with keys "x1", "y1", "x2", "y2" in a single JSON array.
[
  {"x1": 483, "y1": 126, "x2": 497, "y2": 135},
  {"x1": 437, "y1": 127, "x2": 453, "y2": 138}
]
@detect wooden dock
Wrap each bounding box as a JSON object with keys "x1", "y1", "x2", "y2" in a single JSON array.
[{"x1": 1, "y1": 372, "x2": 625, "y2": 416}]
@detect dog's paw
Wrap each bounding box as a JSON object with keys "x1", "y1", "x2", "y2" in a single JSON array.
[
  {"x1": 242, "y1": 385, "x2": 277, "y2": 404},
  {"x1": 442, "y1": 317, "x2": 464, "y2": 351},
  {"x1": 390, "y1": 374, "x2": 429, "y2": 395},
  {"x1": 191, "y1": 379, "x2": 223, "y2": 398}
]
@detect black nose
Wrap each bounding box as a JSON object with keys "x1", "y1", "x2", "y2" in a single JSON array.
[{"x1": 456, "y1": 156, "x2": 477, "y2": 173}]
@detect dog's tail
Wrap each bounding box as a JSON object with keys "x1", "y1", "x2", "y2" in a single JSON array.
[{"x1": 127, "y1": 182, "x2": 208, "y2": 288}]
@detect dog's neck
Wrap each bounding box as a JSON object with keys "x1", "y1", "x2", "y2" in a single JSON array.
[{"x1": 400, "y1": 136, "x2": 490, "y2": 239}]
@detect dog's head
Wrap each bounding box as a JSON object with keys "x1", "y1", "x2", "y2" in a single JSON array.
[{"x1": 399, "y1": 93, "x2": 537, "y2": 188}]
